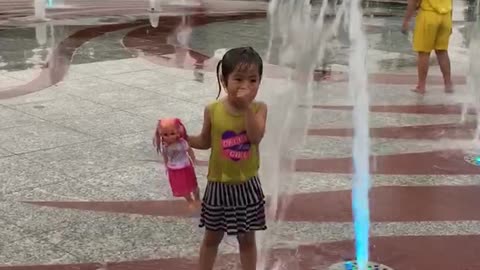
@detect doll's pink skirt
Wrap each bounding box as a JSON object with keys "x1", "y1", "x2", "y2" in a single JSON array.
[{"x1": 167, "y1": 165, "x2": 198, "y2": 197}]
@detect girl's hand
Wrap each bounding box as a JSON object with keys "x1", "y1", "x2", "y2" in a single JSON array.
[
  {"x1": 401, "y1": 20, "x2": 409, "y2": 35},
  {"x1": 236, "y1": 89, "x2": 254, "y2": 109},
  {"x1": 187, "y1": 147, "x2": 197, "y2": 164}
]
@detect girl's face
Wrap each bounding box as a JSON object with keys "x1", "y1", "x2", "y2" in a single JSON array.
[
  {"x1": 224, "y1": 64, "x2": 260, "y2": 107},
  {"x1": 160, "y1": 125, "x2": 179, "y2": 144}
]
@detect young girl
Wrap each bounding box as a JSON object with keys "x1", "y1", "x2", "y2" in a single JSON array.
[{"x1": 188, "y1": 47, "x2": 268, "y2": 270}]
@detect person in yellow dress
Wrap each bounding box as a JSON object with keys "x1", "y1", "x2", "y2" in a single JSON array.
[{"x1": 402, "y1": 0, "x2": 453, "y2": 94}]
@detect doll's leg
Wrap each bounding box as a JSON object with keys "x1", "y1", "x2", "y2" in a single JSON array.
[
  {"x1": 192, "y1": 187, "x2": 201, "y2": 209},
  {"x1": 193, "y1": 186, "x2": 200, "y2": 201},
  {"x1": 184, "y1": 193, "x2": 199, "y2": 211},
  {"x1": 184, "y1": 193, "x2": 194, "y2": 204},
  {"x1": 185, "y1": 196, "x2": 194, "y2": 210}
]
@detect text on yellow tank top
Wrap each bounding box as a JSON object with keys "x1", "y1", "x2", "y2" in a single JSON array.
[
  {"x1": 207, "y1": 100, "x2": 260, "y2": 183},
  {"x1": 420, "y1": 0, "x2": 452, "y2": 14}
]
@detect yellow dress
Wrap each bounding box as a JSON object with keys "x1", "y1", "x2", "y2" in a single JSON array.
[
  {"x1": 206, "y1": 100, "x2": 260, "y2": 183},
  {"x1": 413, "y1": 0, "x2": 452, "y2": 52}
]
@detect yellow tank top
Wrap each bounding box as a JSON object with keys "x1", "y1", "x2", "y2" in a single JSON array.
[
  {"x1": 420, "y1": 0, "x2": 452, "y2": 14},
  {"x1": 207, "y1": 101, "x2": 260, "y2": 183}
]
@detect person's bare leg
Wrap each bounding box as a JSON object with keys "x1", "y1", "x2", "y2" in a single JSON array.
[
  {"x1": 237, "y1": 232, "x2": 257, "y2": 270},
  {"x1": 193, "y1": 186, "x2": 201, "y2": 209},
  {"x1": 415, "y1": 52, "x2": 431, "y2": 93},
  {"x1": 199, "y1": 230, "x2": 224, "y2": 270},
  {"x1": 435, "y1": 49, "x2": 453, "y2": 92},
  {"x1": 193, "y1": 186, "x2": 200, "y2": 201},
  {"x1": 184, "y1": 193, "x2": 196, "y2": 211}
]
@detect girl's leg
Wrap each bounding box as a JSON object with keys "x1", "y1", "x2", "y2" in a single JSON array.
[
  {"x1": 199, "y1": 230, "x2": 224, "y2": 270},
  {"x1": 416, "y1": 52, "x2": 430, "y2": 92},
  {"x1": 237, "y1": 232, "x2": 257, "y2": 270}
]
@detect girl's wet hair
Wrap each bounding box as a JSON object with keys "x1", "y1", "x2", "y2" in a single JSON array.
[{"x1": 215, "y1": 47, "x2": 263, "y2": 99}]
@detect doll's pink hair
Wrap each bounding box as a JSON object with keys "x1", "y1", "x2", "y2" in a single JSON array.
[{"x1": 153, "y1": 118, "x2": 188, "y2": 153}]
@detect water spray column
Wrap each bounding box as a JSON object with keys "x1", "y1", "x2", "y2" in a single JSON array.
[
  {"x1": 34, "y1": 0, "x2": 46, "y2": 20},
  {"x1": 148, "y1": 0, "x2": 162, "y2": 28},
  {"x1": 471, "y1": 7, "x2": 480, "y2": 141},
  {"x1": 35, "y1": 23, "x2": 48, "y2": 45},
  {"x1": 347, "y1": 0, "x2": 370, "y2": 269}
]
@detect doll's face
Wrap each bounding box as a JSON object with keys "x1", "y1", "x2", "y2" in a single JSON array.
[{"x1": 160, "y1": 125, "x2": 179, "y2": 144}]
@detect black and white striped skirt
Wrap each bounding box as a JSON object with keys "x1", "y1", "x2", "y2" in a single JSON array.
[{"x1": 199, "y1": 176, "x2": 267, "y2": 235}]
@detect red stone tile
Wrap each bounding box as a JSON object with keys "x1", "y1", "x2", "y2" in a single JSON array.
[
  {"x1": 0, "y1": 263, "x2": 102, "y2": 270},
  {"x1": 308, "y1": 123, "x2": 477, "y2": 140},
  {"x1": 0, "y1": 22, "x2": 144, "y2": 100},
  {"x1": 113, "y1": 149, "x2": 480, "y2": 175},
  {"x1": 98, "y1": 235, "x2": 480, "y2": 270},
  {"x1": 295, "y1": 150, "x2": 480, "y2": 175},
  {"x1": 283, "y1": 186, "x2": 480, "y2": 222},
  {"x1": 27, "y1": 185, "x2": 480, "y2": 222},
  {"x1": 369, "y1": 73, "x2": 466, "y2": 85},
  {"x1": 0, "y1": 12, "x2": 266, "y2": 99},
  {"x1": 4, "y1": 235, "x2": 479, "y2": 270},
  {"x1": 314, "y1": 104, "x2": 475, "y2": 115},
  {"x1": 2, "y1": 14, "x2": 467, "y2": 100},
  {"x1": 298, "y1": 235, "x2": 480, "y2": 270}
]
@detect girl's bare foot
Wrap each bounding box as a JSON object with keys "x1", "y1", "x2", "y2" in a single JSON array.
[
  {"x1": 411, "y1": 86, "x2": 426, "y2": 95},
  {"x1": 445, "y1": 84, "x2": 454, "y2": 93}
]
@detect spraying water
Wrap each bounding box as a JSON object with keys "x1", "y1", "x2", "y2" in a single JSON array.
[
  {"x1": 34, "y1": 0, "x2": 46, "y2": 20},
  {"x1": 461, "y1": 9, "x2": 480, "y2": 151},
  {"x1": 260, "y1": 0, "x2": 371, "y2": 269},
  {"x1": 35, "y1": 23, "x2": 47, "y2": 45},
  {"x1": 347, "y1": 0, "x2": 371, "y2": 269},
  {"x1": 148, "y1": 0, "x2": 162, "y2": 28},
  {"x1": 149, "y1": 0, "x2": 162, "y2": 11},
  {"x1": 469, "y1": 16, "x2": 480, "y2": 141},
  {"x1": 258, "y1": 0, "x2": 358, "y2": 269}
]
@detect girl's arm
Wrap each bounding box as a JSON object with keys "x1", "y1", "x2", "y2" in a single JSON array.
[
  {"x1": 188, "y1": 106, "x2": 212, "y2": 149},
  {"x1": 187, "y1": 147, "x2": 196, "y2": 163},
  {"x1": 245, "y1": 102, "x2": 268, "y2": 144},
  {"x1": 402, "y1": 0, "x2": 420, "y2": 32}
]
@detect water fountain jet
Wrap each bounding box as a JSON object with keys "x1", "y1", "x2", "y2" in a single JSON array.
[
  {"x1": 149, "y1": 0, "x2": 162, "y2": 11},
  {"x1": 469, "y1": 17, "x2": 480, "y2": 141},
  {"x1": 347, "y1": 0, "x2": 370, "y2": 268},
  {"x1": 261, "y1": 0, "x2": 391, "y2": 269},
  {"x1": 258, "y1": 1, "x2": 349, "y2": 269},
  {"x1": 34, "y1": 0, "x2": 47, "y2": 21},
  {"x1": 463, "y1": 6, "x2": 480, "y2": 167},
  {"x1": 148, "y1": 0, "x2": 162, "y2": 28},
  {"x1": 35, "y1": 22, "x2": 48, "y2": 45}
]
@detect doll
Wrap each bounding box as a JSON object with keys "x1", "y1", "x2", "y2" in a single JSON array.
[{"x1": 153, "y1": 118, "x2": 200, "y2": 210}]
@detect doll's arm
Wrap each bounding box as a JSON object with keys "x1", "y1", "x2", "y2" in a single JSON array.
[
  {"x1": 162, "y1": 152, "x2": 168, "y2": 164},
  {"x1": 161, "y1": 151, "x2": 169, "y2": 175}
]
